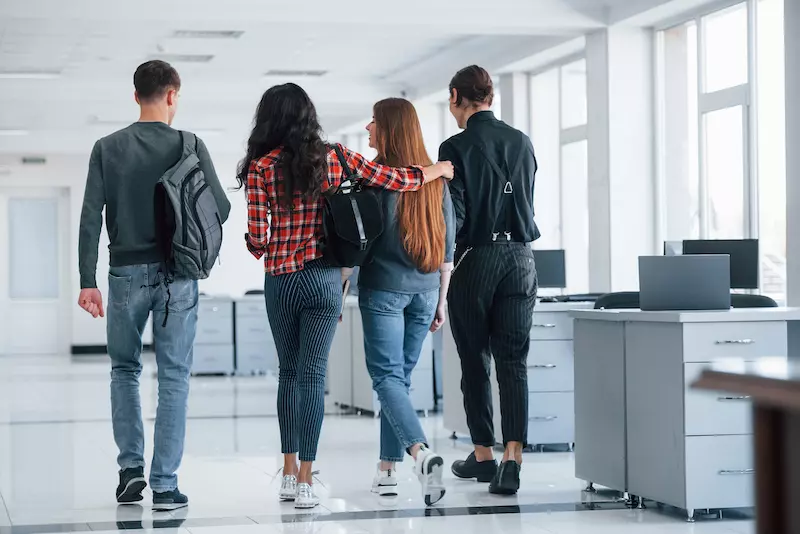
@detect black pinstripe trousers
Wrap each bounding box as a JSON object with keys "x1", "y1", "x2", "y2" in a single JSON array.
[
  {"x1": 447, "y1": 244, "x2": 537, "y2": 447},
  {"x1": 264, "y1": 258, "x2": 342, "y2": 462}
]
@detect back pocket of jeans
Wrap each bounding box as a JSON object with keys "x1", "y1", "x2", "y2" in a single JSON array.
[
  {"x1": 108, "y1": 273, "x2": 131, "y2": 309},
  {"x1": 165, "y1": 279, "x2": 199, "y2": 312}
]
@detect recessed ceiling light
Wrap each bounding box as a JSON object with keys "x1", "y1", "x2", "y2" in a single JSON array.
[
  {"x1": 171, "y1": 30, "x2": 244, "y2": 39},
  {"x1": 148, "y1": 54, "x2": 214, "y2": 63},
  {"x1": 0, "y1": 71, "x2": 61, "y2": 80},
  {"x1": 0, "y1": 130, "x2": 29, "y2": 136},
  {"x1": 264, "y1": 70, "x2": 327, "y2": 78}
]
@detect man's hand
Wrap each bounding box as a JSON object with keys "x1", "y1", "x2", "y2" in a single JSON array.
[
  {"x1": 78, "y1": 288, "x2": 105, "y2": 318},
  {"x1": 430, "y1": 305, "x2": 446, "y2": 332}
]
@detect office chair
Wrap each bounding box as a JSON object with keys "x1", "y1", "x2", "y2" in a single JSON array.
[
  {"x1": 558, "y1": 293, "x2": 605, "y2": 303},
  {"x1": 245, "y1": 289, "x2": 265, "y2": 296},
  {"x1": 594, "y1": 291, "x2": 640, "y2": 310},
  {"x1": 730, "y1": 294, "x2": 778, "y2": 308}
]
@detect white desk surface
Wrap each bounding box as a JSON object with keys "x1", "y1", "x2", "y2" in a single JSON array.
[{"x1": 570, "y1": 307, "x2": 800, "y2": 323}]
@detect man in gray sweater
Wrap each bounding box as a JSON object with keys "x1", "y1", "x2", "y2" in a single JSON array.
[{"x1": 77, "y1": 60, "x2": 231, "y2": 511}]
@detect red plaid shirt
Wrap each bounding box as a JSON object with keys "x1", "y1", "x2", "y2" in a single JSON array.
[{"x1": 245, "y1": 143, "x2": 425, "y2": 275}]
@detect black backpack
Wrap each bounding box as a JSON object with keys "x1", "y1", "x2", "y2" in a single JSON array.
[
  {"x1": 321, "y1": 145, "x2": 384, "y2": 268},
  {"x1": 154, "y1": 131, "x2": 223, "y2": 280}
]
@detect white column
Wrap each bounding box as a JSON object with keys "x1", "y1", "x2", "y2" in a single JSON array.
[
  {"x1": 586, "y1": 27, "x2": 656, "y2": 293},
  {"x1": 498, "y1": 72, "x2": 530, "y2": 133},
  {"x1": 785, "y1": 0, "x2": 800, "y2": 305}
]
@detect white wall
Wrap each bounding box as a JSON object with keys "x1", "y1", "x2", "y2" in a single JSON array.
[
  {"x1": 785, "y1": 0, "x2": 800, "y2": 305},
  {"x1": 0, "y1": 148, "x2": 262, "y2": 348}
]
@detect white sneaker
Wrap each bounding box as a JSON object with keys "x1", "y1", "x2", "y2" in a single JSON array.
[
  {"x1": 279, "y1": 474, "x2": 297, "y2": 501},
  {"x1": 295, "y1": 482, "x2": 319, "y2": 509},
  {"x1": 415, "y1": 447, "x2": 446, "y2": 506},
  {"x1": 371, "y1": 465, "x2": 399, "y2": 497}
]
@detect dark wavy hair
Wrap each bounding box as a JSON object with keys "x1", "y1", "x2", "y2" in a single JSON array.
[{"x1": 236, "y1": 83, "x2": 328, "y2": 208}]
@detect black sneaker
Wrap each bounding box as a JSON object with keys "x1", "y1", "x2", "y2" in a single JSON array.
[
  {"x1": 116, "y1": 467, "x2": 147, "y2": 504},
  {"x1": 451, "y1": 452, "x2": 498, "y2": 483},
  {"x1": 488, "y1": 460, "x2": 521, "y2": 495},
  {"x1": 152, "y1": 488, "x2": 189, "y2": 511}
]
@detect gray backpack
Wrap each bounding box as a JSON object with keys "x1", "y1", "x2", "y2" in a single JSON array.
[{"x1": 154, "y1": 131, "x2": 223, "y2": 280}]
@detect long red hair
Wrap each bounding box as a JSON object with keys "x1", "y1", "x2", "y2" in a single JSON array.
[{"x1": 373, "y1": 98, "x2": 445, "y2": 273}]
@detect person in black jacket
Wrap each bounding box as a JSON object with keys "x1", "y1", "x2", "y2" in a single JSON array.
[{"x1": 439, "y1": 65, "x2": 539, "y2": 495}]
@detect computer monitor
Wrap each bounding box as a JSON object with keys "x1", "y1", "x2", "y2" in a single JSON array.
[
  {"x1": 638, "y1": 255, "x2": 731, "y2": 311},
  {"x1": 532, "y1": 249, "x2": 567, "y2": 289},
  {"x1": 663, "y1": 241, "x2": 683, "y2": 256},
  {"x1": 681, "y1": 239, "x2": 759, "y2": 290}
]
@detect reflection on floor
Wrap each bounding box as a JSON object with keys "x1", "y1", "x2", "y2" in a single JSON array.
[{"x1": 0, "y1": 355, "x2": 754, "y2": 534}]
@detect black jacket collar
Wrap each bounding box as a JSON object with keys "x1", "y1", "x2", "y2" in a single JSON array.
[{"x1": 466, "y1": 110, "x2": 496, "y2": 127}]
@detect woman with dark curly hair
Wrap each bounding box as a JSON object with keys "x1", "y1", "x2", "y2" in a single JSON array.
[{"x1": 237, "y1": 83, "x2": 452, "y2": 509}]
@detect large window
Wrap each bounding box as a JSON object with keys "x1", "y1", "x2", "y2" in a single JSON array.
[
  {"x1": 529, "y1": 58, "x2": 589, "y2": 293},
  {"x1": 656, "y1": 0, "x2": 786, "y2": 302}
]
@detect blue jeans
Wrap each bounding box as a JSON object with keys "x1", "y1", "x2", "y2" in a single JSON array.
[
  {"x1": 359, "y1": 288, "x2": 437, "y2": 462},
  {"x1": 106, "y1": 263, "x2": 198, "y2": 492}
]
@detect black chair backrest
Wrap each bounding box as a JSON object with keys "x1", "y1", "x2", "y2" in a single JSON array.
[
  {"x1": 559, "y1": 293, "x2": 605, "y2": 303},
  {"x1": 731, "y1": 294, "x2": 778, "y2": 308},
  {"x1": 594, "y1": 291, "x2": 640, "y2": 310}
]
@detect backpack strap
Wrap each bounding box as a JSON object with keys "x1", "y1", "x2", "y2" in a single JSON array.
[{"x1": 181, "y1": 131, "x2": 198, "y2": 152}]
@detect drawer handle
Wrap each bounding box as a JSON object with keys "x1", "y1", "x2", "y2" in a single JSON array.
[
  {"x1": 533, "y1": 324, "x2": 557, "y2": 329},
  {"x1": 714, "y1": 339, "x2": 754, "y2": 345},
  {"x1": 530, "y1": 415, "x2": 558, "y2": 422},
  {"x1": 718, "y1": 469, "x2": 754, "y2": 476},
  {"x1": 717, "y1": 396, "x2": 751, "y2": 401},
  {"x1": 204, "y1": 329, "x2": 220, "y2": 334},
  {"x1": 532, "y1": 364, "x2": 557, "y2": 369}
]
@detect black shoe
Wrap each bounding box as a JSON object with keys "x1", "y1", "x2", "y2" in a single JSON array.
[
  {"x1": 152, "y1": 488, "x2": 189, "y2": 511},
  {"x1": 451, "y1": 452, "x2": 498, "y2": 483},
  {"x1": 489, "y1": 461, "x2": 521, "y2": 495},
  {"x1": 116, "y1": 467, "x2": 147, "y2": 504}
]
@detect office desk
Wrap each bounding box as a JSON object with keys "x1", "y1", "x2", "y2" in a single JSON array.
[
  {"x1": 693, "y1": 358, "x2": 800, "y2": 534},
  {"x1": 571, "y1": 307, "x2": 800, "y2": 520},
  {"x1": 443, "y1": 301, "x2": 594, "y2": 448}
]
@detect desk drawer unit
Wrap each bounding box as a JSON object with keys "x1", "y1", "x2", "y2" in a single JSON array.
[
  {"x1": 527, "y1": 340, "x2": 574, "y2": 392},
  {"x1": 195, "y1": 317, "x2": 234, "y2": 345},
  {"x1": 236, "y1": 342, "x2": 277, "y2": 375},
  {"x1": 682, "y1": 321, "x2": 787, "y2": 363},
  {"x1": 235, "y1": 299, "x2": 277, "y2": 374},
  {"x1": 683, "y1": 362, "x2": 753, "y2": 436},
  {"x1": 236, "y1": 316, "x2": 272, "y2": 346},
  {"x1": 530, "y1": 312, "x2": 574, "y2": 341},
  {"x1": 527, "y1": 392, "x2": 574, "y2": 445},
  {"x1": 684, "y1": 435, "x2": 754, "y2": 511},
  {"x1": 199, "y1": 299, "x2": 233, "y2": 319},
  {"x1": 193, "y1": 344, "x2": 234, "y2": 375}
]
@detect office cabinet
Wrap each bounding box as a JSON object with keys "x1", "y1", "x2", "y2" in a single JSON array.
[
  {"x1": 192, "y1": 297, "x2": 234, "y2": 375},
  {"x1": 234, "y1": 296, "x2": 277, "y2": 375},
  {"x1": 570, "y1": 307, "x2": 800, "y2": 519}
]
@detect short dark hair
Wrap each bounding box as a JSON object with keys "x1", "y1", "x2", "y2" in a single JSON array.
[
  {"x1": 133, "y1": 60, "x2": 181, "y2": 102},
  {"x1": 449, "y1": 65, "x2": 494, "y2": 107}
]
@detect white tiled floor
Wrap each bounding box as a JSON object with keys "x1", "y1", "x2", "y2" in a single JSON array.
[{"x1": 0, "y1": 355, "x2": 755, "y2": 534}]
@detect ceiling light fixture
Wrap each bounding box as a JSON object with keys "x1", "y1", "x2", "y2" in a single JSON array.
[
  {"x1": 171, "y1": 30, "x2": 244, "y2": 39},
  {"x1": 0, "y1": 130, "x2": 30, "y2": 136},
  {"x1": 147, "y1": 54, "x2": 214, "y2": 63},
  {"x1": 264, "y1": 69, "x2": 328, "y2": 78},
  {"x1": 0, "y1": 71, "x2": 61, "y2": 80}
]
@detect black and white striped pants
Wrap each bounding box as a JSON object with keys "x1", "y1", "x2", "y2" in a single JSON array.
[
  {"x1": 447, "y1": 244, "x2": 537, "y2": 447},
  {"x1": 264, "y1": 258, "x2": 342, "y2": 462}
]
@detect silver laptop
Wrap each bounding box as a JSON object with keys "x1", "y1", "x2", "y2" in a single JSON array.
[{"x1": 638, "y1": 255, "x2": 731, "y2": 311}]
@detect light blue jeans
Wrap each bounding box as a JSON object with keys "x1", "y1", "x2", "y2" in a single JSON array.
[
  {"x1": 106, "y1": 263, "x2": 198, "y2": 492},
  {"x1": 359, "y1": 288, "x2": 437, "y2": 462}
]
